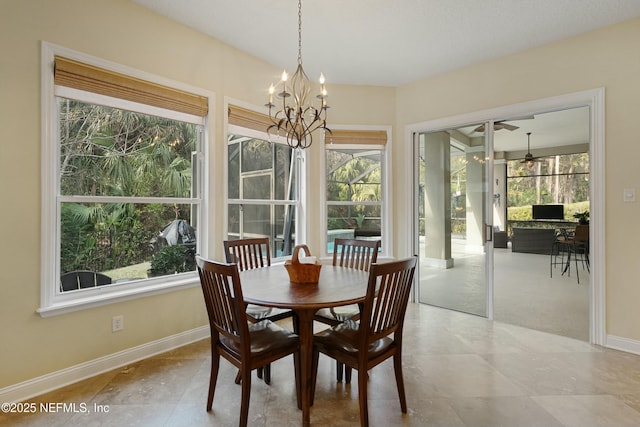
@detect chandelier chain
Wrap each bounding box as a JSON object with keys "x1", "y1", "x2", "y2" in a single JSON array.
[{"x1": 297, "y1": 0, "x2": 303, "y2": 66}]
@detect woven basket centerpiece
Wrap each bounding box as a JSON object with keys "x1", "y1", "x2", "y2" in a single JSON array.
[{"x1": 284, "y1": 244, "x2": 322, "y2": 284}]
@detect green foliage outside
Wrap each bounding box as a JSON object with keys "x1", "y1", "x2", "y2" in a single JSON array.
[
  {"x1": 58, "y1": 98, "x2": 198, "y2": 277},
  {"x1": 506, "y1": 154, "x2": 589, "y2": 207},
  {"x1": 148, "y1": 245, "x2": 196, "y2": 276},
  {"x1": 326, "y1": 149, "x2": 382, "y2": 231}
]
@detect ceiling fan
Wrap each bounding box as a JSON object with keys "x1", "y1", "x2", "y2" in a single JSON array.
[
  {"x1": 521, "y1": 132, "x2": 541, "y2": 168},
  {"x1": 472, "y1": 115, "x2": 535, "y2": 133},
  {"x1": 473, "y1": 120, "x2": 519, "y2": 133}
]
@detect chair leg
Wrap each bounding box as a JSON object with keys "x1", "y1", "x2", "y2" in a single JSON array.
[
  {"x1": 345, "y1": 366, "x2": 353, "y2": 384},
  {"x1": 239, "y1": 369, "x2": 252, "y2": 427},
  {"x1": 207, "y1": 353, "x2": 220, "y2": 411},
  {"x1": 550, "y1": 242, "x2": 556, "y2": 278},
  {"x1": 585, "y1": 250, "x2": 590, "y2": 271},
  {"x1": 263, "y1": 363, "x2": 271, "y2": 385},
  {"x1": 393, "y1": 352, "x2": 407, "y2": 413},
  {"x1": 239, "y1": 365, "x2": 270, "y2": 384},
  {"x1": 358, "y1": 365, "x2": 369, "y2": 427},
  {"x1": 336, "y1": 360, "x2": 343, "y2": 382},
  {"x1": 574, "y1": 245, "x2": 580, "y2": 284}
]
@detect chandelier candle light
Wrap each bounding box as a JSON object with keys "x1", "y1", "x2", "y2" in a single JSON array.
[{"x1": 266, "y1": 0, "x2": 331, "y2": 149}]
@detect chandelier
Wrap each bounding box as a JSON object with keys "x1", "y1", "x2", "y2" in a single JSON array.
[
  {"x1": 265, "y1": 0, "x2": 330, "y2": 149},
  {"x1": 522, "y1": 132, "x2": 537, "y2": 169}
]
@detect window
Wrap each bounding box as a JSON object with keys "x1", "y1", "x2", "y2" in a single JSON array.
[
  {"x1": 227, "y1": 105, "x2": 299, "y2": 259},
  {"x1": 506, "y1": 152, "x2": 589, "y2": 231},
  {"x1": 325, "y1": 129, "x2": 389, "y2": 255},
  {"x1": 40, "y1": 44, "x2": 211, "y2": 316}
]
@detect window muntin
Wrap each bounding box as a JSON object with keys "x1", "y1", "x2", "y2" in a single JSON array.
[
  {"x1": 325, "y1": 147, "x2": 384, "y2": 253},
  {"x1": 227, "y1": 133, "x2": 298, "y2": 258}
]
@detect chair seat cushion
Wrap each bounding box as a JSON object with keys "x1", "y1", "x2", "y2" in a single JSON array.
[
  {"x1": 315, "y1": 305, "x2": 360, "y2": 323},
  {"x1": 314, "y1": 320, "x2": 394, "y2": 359},
  {"x1": 246, "y1": 304, "x2": 293, "y2": 322},
  {"x1": 220, "y1": 320, "x2": 298, "y2": 357}
]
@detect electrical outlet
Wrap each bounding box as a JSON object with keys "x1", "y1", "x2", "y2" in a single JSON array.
[{"x1": 112, "y1": 315, "x2": 124, "y2": 332}]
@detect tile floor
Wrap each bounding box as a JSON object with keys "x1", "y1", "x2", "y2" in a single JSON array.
[{"x1": 2, "y1": 304, "x2": 640, "y2": 427}]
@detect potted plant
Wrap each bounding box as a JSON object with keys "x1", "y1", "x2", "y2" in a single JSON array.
[
  {"x1": 573, "y1": 210, "x2": 589, "y2": 225},
  {"x1": 148, "y1": 244, "x2": 195, "y2": 277}
]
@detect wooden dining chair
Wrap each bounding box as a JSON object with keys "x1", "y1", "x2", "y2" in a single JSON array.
[
  {"x1": 566, "y1": 224, "x2": 590, "y2": 284},
  {"x1": 223, "y1": 237, "x2": 294, "y2": 384},
  {"x1": 314, "y1": 238, "x2": 380, "y2": 382},
  {"x1": 196, "y1": 257, "x2": 300, "y2": 427},
  {"x1": 60, "y1": 270, "x2": 112, "y2": 291},
  {"x1": 311, "y1": 256, "x2": 417, "y2": 427},
  {"x1": 550, "y1": 229, "x2": 571, "y2": 278}
]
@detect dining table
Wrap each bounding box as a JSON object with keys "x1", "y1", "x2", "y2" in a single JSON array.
[{"x1": 238, "y1": 263, "x2": 369, "y2": 427}]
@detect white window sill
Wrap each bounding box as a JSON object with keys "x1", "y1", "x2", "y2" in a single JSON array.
[{"x1": 38, "y1": 273, "x2": 200, "y2": 318}]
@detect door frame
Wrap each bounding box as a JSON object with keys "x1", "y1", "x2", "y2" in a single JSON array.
[{"x1": 405, "y1": 88, "x2": 605, "y2": 345}]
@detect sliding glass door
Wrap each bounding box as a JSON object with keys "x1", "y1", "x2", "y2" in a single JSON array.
[{"x1": 414, "y1": 125, "x2": 491, "y2": 317}]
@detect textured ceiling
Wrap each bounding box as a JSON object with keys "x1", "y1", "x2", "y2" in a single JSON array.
[{"x1": 132, "y1": 0, "x2": 640, "y2": 86}]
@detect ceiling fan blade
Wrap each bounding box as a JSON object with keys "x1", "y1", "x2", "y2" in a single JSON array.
[
  {"x1": 502, "y1": 123, "x2": 519, "y2": 131},
  {"x1": 520, "y1": 153, "x2": 544, "y2": 164},
  {"x1": 474, "y1": 121, "x2": 506, "y2": 133}
]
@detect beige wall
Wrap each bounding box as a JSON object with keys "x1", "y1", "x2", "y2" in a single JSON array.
[{"x1": 1, "y1": 0, "x2": 639, "y2": 391}]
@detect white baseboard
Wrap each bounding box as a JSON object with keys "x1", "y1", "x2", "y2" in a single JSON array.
[
  {"x1": 606, "y1": 334, "x2": 640, "y2": 356},
  {"x1": 0, "y1": 325, "x2": 210, "y2": 404}
]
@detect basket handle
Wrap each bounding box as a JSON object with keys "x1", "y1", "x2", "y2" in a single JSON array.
[{"x1": 291, "y1": 244, "x2": 312, "y2": 265}]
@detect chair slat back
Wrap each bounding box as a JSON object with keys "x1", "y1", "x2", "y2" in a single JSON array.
[
  {"x1": 224, "y1": 238, "x2": 271, "y2": 272},
  {"x1": 361, "y1": 257, "x2": 417, "y2": 344},
  {"x1": 196, "y1": 257, "x2": 248, "y2": 348},
  {"x1": 333, "y1": 238, "x2": 381, "y2": 272},
  {"x1": 60, "y1": 270, "x2": 112, "y2": 291}
]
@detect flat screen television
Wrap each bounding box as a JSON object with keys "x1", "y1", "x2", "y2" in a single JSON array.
[{"x1": 532, "y1": 204, "x2": 564, "y2": 220}]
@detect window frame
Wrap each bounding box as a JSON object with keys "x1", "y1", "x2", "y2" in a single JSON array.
[
  {"x1": 322, "y1": 126, "x2": 392, "y2": 258},
  {"x1": 225, "y1": 116, "x2": 306, "y2": 262},
  {"x1": 39, "y1": 42, "x2": 213, "y2": 317}
]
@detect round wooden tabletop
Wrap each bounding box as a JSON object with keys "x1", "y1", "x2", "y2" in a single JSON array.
[{"x1": 239, "y1": 264, "x2": 369, "y2": 310}]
